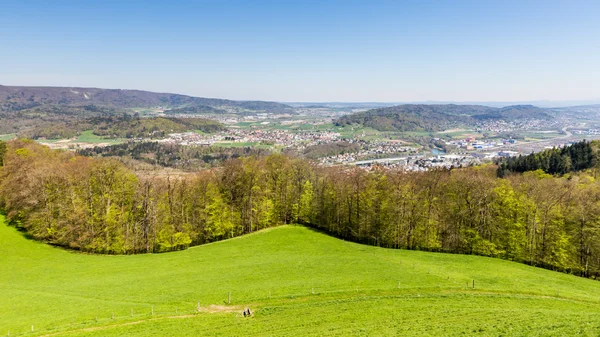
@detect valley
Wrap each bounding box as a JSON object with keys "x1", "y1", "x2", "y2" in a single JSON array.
[{"x1": 3, "y1": 86, "x2": 600, "y2": 171}]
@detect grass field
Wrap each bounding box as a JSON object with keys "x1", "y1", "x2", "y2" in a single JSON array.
[
  {"x1": 73, "y1": 130, "x2": 124, "y2": 144},
  {"x1": 35, "y1": 131, "x2": 124, "y2": 147},
  {"x1": 0, "y1": 134, "x2": 16, "y2": 141},
  {"x1": 2, "y1": 215, "x2": 600, "y2": 336}
]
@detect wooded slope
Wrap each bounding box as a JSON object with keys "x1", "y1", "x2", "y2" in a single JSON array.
[{"x1": 2, "y1": 140, "x2": 600, "y2": 280}]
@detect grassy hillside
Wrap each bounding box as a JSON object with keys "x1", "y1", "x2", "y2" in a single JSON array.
[{"x1": 1, "y1": 215, "x2": 600, "y2": 336}]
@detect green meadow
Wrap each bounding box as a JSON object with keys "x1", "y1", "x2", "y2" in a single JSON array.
[
  {"x1": 2, "y1": 215, "x2": 600, "y2": 336},
  {"x1": 34, "y1": 131, "x2": 124, "y2": 146},
  {"x1": 73, "y1": 130, "x2": 123, "y2": 144}
]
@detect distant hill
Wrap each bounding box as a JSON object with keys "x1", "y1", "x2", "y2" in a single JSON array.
[
  {"x1": 0, "y1": 85, "x2": 293, "y2": 113},
  {"x1": 0, "y1": 85, "x2": 294, "y2": 134},
  {"x1": 335, "y1": 104, "x2": 550, "y2": 132}
]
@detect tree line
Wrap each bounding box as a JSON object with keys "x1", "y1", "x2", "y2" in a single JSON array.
[
  {"x1": 2, "y1": 139, "x2": 600, "y2": 279},
  {"x1": 78, "y1": 141, "x2": 270, "y2": 170}
]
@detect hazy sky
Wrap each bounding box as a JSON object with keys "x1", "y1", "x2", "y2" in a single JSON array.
[{"x1": 1, "y1": 0, "x2": 599, "y2": 102}]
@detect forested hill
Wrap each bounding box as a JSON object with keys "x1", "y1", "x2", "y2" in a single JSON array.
[
  {"x1": 0, "y1": 85, "x2": 293, "y2": 113},
  {"x1": 0, "y1": 85, "x2": 294, "y2": 135},
  {"x1": 334, "y1": 104, "x2": 550, "y2": 132},
  {"x1": 19, "y1": 116, "x2": 226, "y2": 140}
]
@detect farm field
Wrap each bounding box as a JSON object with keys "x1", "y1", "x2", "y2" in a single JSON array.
[
  {"x1": 2, "y1": 215, "x2": 600, "y2": 336},
  {"x1": 0, "y1": 134, "x2": 16, "y2": 141},
  {"x1": 35, "y1": 131, "x2": 125, "y2": 149},
  {"x1": 72, "y1": 130, "x2": 123, "y2": 144}
]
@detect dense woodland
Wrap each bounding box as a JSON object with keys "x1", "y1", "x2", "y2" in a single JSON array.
[
  {"x1": 163, "y1": 105, "x2": 227, "y2": 115},
  {"x1": 3, "y1": 139, "x2": 600, "y2": 279},
  {"x1": 17, "y1": 115, "x2": 225, "y2": 140},
  {"x1": 89, "y1": 116, "x2": 225, "y2": 138},
  {"x1": 497, "y1": 141, "x2": 595, "y2": 177},
  {"x1": 0, "y1": 104, "x2": 113, "y2": 135}
]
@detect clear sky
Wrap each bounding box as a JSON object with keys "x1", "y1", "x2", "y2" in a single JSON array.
[{"x1": 1, "y1": 0, "x2": 599, "y2": 102}]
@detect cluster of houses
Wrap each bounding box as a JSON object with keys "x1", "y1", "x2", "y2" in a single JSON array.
[
  {"x1": 227, "y1": 129, "x2": 340, "y2": 148},
  {"x1": 476, "y1": 119, "x2": 561, "y2": 133},
  {"x1": 158, "y1": 132, "x2": 213, "y2": 146},
  {"x1": 159, "y1": 129, "x2": 341, "y2": 149}
]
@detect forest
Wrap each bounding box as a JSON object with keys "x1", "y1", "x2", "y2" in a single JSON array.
[
  {"x1": 88, "y1": 115, "x2": 225, "y2": 138},
  {"x1": 497, "y1": 140, "x2": 595, "y2": 176},
  {"x1": 2, "y1": 139, "x2": 600, "y2": 279},
  {"x1": 18, "y1": 115, "x2": 226, "y2": 140}
]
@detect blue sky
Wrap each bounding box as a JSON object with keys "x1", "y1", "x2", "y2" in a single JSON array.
[{"x1": 1, "y1": 0, "x2": 599, "y2": 102}]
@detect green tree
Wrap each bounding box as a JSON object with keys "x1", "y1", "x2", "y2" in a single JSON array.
[
  {"x1": 298, "y1": 180, "x2": 314, "y2": 223},
  {"x1": 0, "y1": 141, "x2": 7, "y2": 167},
  {"x1": 205, "y1": 182, "x2": 234, "y2": 240}
]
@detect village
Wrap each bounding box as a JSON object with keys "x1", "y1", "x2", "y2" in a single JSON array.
[
  {"x1": 154, "y1": 122, "x2": 599, "y2": 172},
  {"x1": 158, "y1": 128, "x2": 340, "y2": 149}
]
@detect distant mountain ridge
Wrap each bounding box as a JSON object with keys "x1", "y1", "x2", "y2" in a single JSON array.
[
  {"x1": 0, "y1": 85, "x2": 293, "y2": 113},
  {"x1": 334, "y1": 104, "x2": 550, "y2": 132}
]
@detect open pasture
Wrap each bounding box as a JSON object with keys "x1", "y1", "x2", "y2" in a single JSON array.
[{"x1": 1, "y1": 216, "x2": 600, "y2": 336}]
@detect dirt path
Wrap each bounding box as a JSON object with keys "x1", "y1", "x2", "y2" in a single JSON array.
[{"x1": 37, "y1": 305, "x2": 243, "y2": 337}]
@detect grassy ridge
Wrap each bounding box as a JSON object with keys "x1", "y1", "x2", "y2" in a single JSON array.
[{"x1": 1, "y1": 215, "x2": 600, "y2": 336}]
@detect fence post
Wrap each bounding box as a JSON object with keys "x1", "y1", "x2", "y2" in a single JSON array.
[{"x1": 228, "y1": 292, "x2": 231, "y2": 304}]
